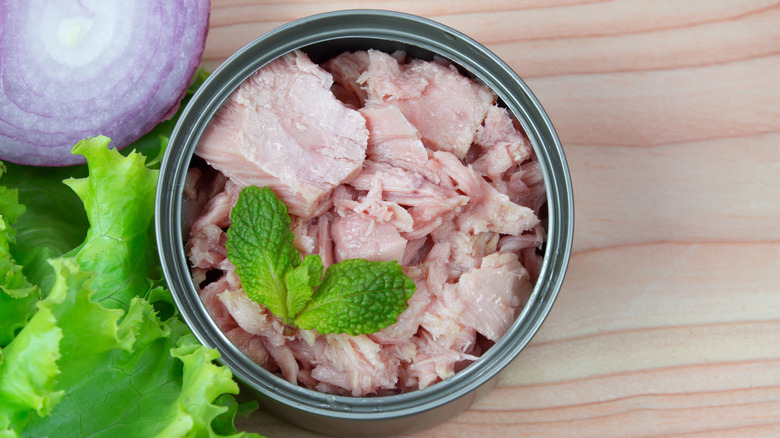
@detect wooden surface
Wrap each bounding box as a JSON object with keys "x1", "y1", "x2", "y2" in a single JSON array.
[{"x1": 203, "y1": 1, "x2": 780, "y2": 436}]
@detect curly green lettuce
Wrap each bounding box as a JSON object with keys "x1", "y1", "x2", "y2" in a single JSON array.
[
  {"x1": 0, "y1": 162, "x2": 40, "y2": 347},
  {"x1": 1, "y1": 259, "x2": 257, "y2": 438},
  {"x1": 64, "y1": 136, "x2": 159, "y2": 309},
  {"x1": 0, "y1": 124, "x2": 261, "y2": 437}
]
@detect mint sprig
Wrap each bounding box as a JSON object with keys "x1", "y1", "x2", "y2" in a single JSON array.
[
  {"x1": 226, "y1": 186, "x2": 415, "y2": 335},
  {"x1": 225, "y1": 185, "x2": 300, "y2": 323}
]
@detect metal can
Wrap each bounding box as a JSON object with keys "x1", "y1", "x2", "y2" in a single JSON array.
[{"x1": 156, "y1": 9, "x2": 573, "y2": 437}]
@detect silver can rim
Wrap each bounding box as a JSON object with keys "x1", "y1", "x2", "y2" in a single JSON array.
[{"x1": 156, "y1": 9, "x2": 574, "y2": 422}]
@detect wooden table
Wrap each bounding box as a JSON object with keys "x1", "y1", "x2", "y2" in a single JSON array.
[{"x1": 203, "y1": 1, "x2": 780, "y2": 436}]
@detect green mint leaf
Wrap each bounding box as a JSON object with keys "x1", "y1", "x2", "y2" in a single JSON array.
[
  {"x1": 294, "y1": 259, "x2": 416, "y2": 336},
  {"x1": 284, "y1": 254, "x2": 323, "y2": 317},
  {"x1": 227, "y1": 186, "x2": 416, "y2": 336},
  {"x1": 226, "y1": 186, "x2": 300, "y2": 323}
]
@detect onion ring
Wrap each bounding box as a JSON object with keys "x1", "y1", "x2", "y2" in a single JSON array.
[{"x1": 0, "y1": 0, "x2": 210, "y2": 166}]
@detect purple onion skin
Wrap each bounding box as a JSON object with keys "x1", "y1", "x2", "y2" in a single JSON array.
[{"x1": 0, "y1": 0, "x2": 211, "y2": 166}]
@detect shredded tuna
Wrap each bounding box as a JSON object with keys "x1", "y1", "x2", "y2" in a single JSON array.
[{"x1": 185, "y1": 49, "x2": 547, "y2": 396}]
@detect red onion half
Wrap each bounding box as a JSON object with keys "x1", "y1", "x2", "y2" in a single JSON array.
[{"x1": 0, "y1": 0, "x2": 210, "y2": 166}]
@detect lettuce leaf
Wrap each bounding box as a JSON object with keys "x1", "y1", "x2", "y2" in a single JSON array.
[
  {"x1": 0, "y1": 295, "x2": 62, "y2": 435},
  {"x1": 0, "y1": 124, "x2": 261, "y2": 437},
  {"x1": 64, "y1": 136, "x2": 159, "y2": 309},
  {"x1": 0, "y1": 162, "x2": 41, "y2": 346},
  {"x1": 0, "y1": 258, "x2": 259, "y2": 437},
  {"x1": 16, "y1": 259, "x2": 258, "y2": 438},
  {"x1": 1, "y1": 162, "x2": 88, "y2": 293}
]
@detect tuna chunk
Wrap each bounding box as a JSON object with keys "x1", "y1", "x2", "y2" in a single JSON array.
[
  {"x1": 510, "y1": 160, "x2": 548, "y2": 215},
  {"x1": 398, "y1": 260, "x2": 479, "y2": 387},
  {"x1": 347, "y1": 160, "x2": 468, "y2": 239},
  {"x1": 292, "y1": 213, "x2": 336, "y2": 267},
  {"x1": 429, "y1": 227, "x2": 501, "y2": 278},
  {"x1": 322, "y1": 51, "x2": 371, "y2": 107},
  {"x1": 182, "y1": 166, "x2": 229, "y2": 237},
  {"x1": 357, "y1": 50, "x2": 428, "y2": 102},
  {"x1": 332, "y1": 175, "x2": 415, "y2": 234},
  {"x1": 331, "y1": 212, "x2": 407, "y2": 263},
  {"x1": 224, "y1": 327, "x2": 275, "y2": 372},
  {"x1": 218, "y1": 289, "x2": 269, "y2": 336},
  {"x1": 196, "y1": 50, "x2": 369, "y2": 218},
  {"x1": 187, "y1": 179, "x2": 240, "y2": 270},
  {"x1": 411, "y1": 324, "x2": 478, "y2": 389},
  {"x1": 360, "y1": 103, "x2": 430, "y2": 176},
  {"x1": 308, "y1": 334, "x2": 399, "y2": 396},
  {"x1": 432, "y1": 151, "x2": 539, "y2": 236},
  {"x1": 456, "y1": 252, "x2": 533, "y2": 342},
  {"x1": 355, "y1": 50, "x2": 495, "y2": 159},
  {"x1": 471, "y1": 105, "x2": 532, "y2": 179},
  {"x1": 199, "y1": 279, "x2": 237, "y2": 333}
]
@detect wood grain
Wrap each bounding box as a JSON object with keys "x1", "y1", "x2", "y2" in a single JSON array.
[{"x1": 203, "y1": 0, "x2": 780, "y2": 436}]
